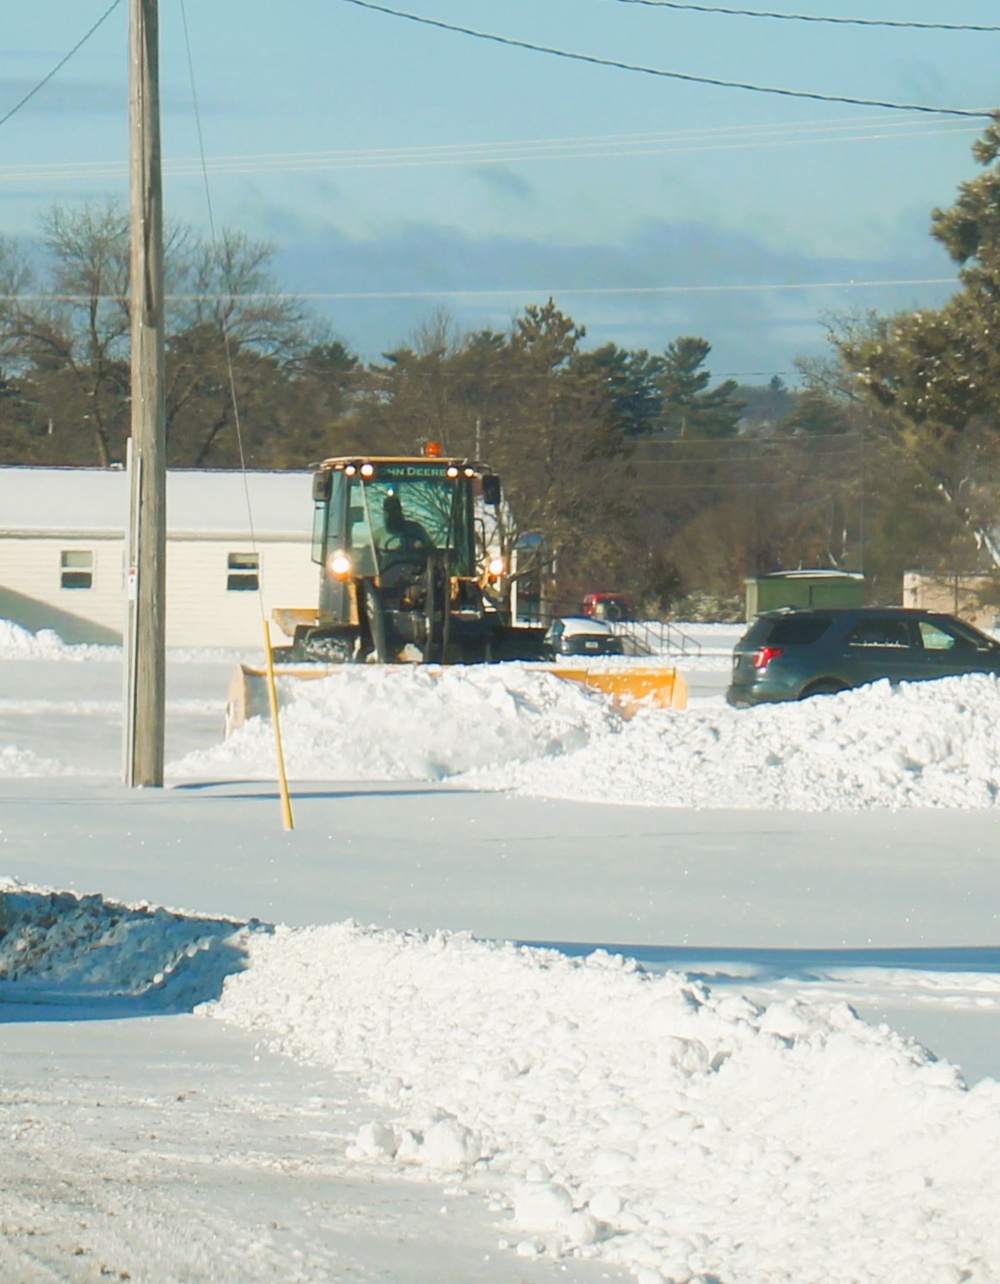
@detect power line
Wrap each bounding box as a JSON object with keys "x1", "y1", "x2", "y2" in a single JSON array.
[
  {"x1": 178, "y1": 0, "x2": 294, "y2": 825},
  {"x1": 335, "y1": 0, "x2": 991, "y2": 118},
  {"x1": 241, "y1": 278, "x2": 956, "y2": 300},
  {"x1": 0, "y1": 118, "x2": 980, "y2": 187},
  {"x1": 0, "y1": 278, "x2": 956, "y2": 304},
  {"x1": 602, "y1": 0, "x2": 1000, "y2": 33},
  {"x1": 0, "y1": 0, "x2": 124, "y2": 132}
]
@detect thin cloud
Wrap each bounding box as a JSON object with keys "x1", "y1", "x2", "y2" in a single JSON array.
[
  {"x1": 0, "y1": 77, "x2": 122, "y2": 115},
  {"x1": 468, "y1": 164, "x2": 535, "y2": 202},
  {"x1": 267, "y1": 214, "x2": 956, "y2": 372}
]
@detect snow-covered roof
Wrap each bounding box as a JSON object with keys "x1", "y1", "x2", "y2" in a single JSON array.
[
  {"x1": 752, "y1": 569, "x2": 865, "y2": 581},
  {"x1": 0, "y1": 466, "x2": 313, "y2": 539},
  {"x1": 556, "y1": 617, "x2": 615, "y2": 636}
]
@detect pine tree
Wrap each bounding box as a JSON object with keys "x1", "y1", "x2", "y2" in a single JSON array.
[
  {"x1": 838, "y1": 113, "x2": 1000, "y2": 436},
  {"x1": 656, "y1": 337, "x2": 744, "y2": 439}
]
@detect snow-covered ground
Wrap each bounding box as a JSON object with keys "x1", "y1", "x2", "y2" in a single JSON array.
[{"x1": 3, "y1": 617, "x2": 1000, "y2": 1282}]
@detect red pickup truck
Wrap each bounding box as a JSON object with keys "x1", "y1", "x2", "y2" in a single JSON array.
[{"x1": 580, "y1": 592, "x2": 632, "y2": 622}]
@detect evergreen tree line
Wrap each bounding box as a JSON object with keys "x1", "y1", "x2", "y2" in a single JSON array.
[{"x1": 5, "y1": 108, "x2": 1000, "y2": 619}]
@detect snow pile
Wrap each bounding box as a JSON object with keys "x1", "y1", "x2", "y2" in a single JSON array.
[
  {"x1": 207, "y1": 919, "x2": 1000, "y2": 1282},
  {"x1": 0, "y1": 743, "x2": 70, "y2": 777},
  {"x1": 173, "y1": 663, "x2": 619, "y2": 780},
  {"x1": 475, "y1": 673, "x2": 1000, "y2": 810},
  {"x1": 9, "y1": 610, "x2": 1000, "y2": 809},
  {"x1": 0, "y1": 617, "x2": 245, "y2": 665},
  {"x1": 175, "y1": 661, "x2": 1000, "y2": 810},
  {"x1": 0, "y1": 619, "x2": 117, "y2": 661},
  {"x1": 0, "y1": 881, "x2": 256, "y2": 1010}
]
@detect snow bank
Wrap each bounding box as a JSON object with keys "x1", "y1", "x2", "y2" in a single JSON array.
[
  {"x1": 0, "y1": 616, "x2": 248, "y2": 665},
  {"x1": 0, "y1": 880, "x2": 256, "y2": 1010},
  {"x1": 174, "y1": 662, "x2": 1000, "y2": 810},
  {"x1": 173, "y1": 663, "x2": 619, "y2": 781},
  {"x1": 9, "y1": 611, "x2": 1000, "y2": 810},
  {"x1": 0, "y1": 619, "x2": 117, "y2": 662},
  {"x1": 475, "y1": 672, "x2": 1000, "y2": 810},
  {"x1": 207, "y1": 919, "x2": 1000, "y2": 1282},
  {"x1": 6, "y1": 884, "x2": 1000, "y2": 1280},
  {"x1": 0, "y1": 744, "x2": 71, "y2": 777}
]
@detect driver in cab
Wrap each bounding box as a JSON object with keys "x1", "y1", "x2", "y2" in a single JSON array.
[{"x1": 381, "y1": 492, "x2": 432, "y2": 553}]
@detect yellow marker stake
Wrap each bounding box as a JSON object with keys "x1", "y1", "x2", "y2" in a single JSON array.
[{"x1": 262, "y1": 620, "x2": 295, "y2": 831}]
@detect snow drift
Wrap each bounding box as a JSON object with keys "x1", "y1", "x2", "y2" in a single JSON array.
[
  {"x1": 209, "y1": 920, "x2": 1000, "y2": 1282},
  {"x1": 175, "y1": 663, "x2": 1000, "y2": 811},
  {"x1": 0, "y1": 618, "x2": 117, "y2": 662},
  {"x1": 8, "y1": 616, "x2": 1000, "y2": 811},
  {"x1": 0, "y1": 880, "x2": 255, "y2": 1010},
  {"x1": 4, "y1": 884, "x2": 1000, "y2": 1282},
  {"x1": 174, "y1": 662, "x2": 620, "y2": 782},
  {"x1": 474, "y1": 671, "x2": 1000, "y2": 810}
]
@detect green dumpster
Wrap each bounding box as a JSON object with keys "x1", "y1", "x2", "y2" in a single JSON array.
[{"x1": 745, "y1": 571, "x2": 865, "y2": 621}]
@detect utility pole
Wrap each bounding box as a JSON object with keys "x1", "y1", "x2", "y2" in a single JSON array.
[{"x1": 124, "y1": 0, "x2": 166, "y2": 787}]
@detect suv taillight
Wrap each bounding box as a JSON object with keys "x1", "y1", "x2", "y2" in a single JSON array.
[{"x1": 753, "y1": 645, "x2": 784, "y2": 671}]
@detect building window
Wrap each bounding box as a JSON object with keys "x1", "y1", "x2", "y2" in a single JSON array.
[
  {"x1": 227, "y1": 551, "x2": 259, "y2": 592},
  {"x1": 60, "y1": 550, "x2": 93, "y2": 590}
]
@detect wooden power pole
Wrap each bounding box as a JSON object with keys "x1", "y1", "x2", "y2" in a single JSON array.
[{"x1": 124, "y1": 0, "x2": 166, "y2": 787}]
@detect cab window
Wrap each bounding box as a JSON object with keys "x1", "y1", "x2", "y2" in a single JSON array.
[{"x1": 347, "y1": 500, "x2": 377, "y2": 577}]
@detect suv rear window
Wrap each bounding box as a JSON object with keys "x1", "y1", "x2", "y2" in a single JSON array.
[{"x1": 764, "y1": 615, "x2": 834, "y2": 646}]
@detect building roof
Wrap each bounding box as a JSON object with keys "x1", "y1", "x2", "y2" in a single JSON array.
[
  {"x1": 0, "y1": 467, "x2": 313, "y2": 539},
  {"x1": 750, "y1": 570, "x2": 865, "y2": 581}
]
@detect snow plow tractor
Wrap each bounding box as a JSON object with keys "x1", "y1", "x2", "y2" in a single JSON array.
[
  {"x1": 273, "y1": 449, "x2": 549, "y2": 665},
  {"x1": 224, "y1": 448, "x2": 687, "y2": 738}
]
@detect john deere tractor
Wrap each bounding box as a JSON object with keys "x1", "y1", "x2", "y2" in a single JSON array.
[{"x1": 274, "y1": 450, "x2": 548, "y2": 664}]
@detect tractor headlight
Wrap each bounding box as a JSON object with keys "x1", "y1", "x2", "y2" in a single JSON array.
[
  {"x1": 487, "y1": 555, "x2": 506, "y2": 580},
  {"x1": 328, "y1": 550, "x2": 352, "y2": 579}
]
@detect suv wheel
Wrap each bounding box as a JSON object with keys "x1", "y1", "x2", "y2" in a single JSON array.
[{"x1": 800, "y1": 679, "x2": 849, "y2": 699}]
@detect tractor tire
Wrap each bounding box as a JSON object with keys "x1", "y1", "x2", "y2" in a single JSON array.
[
  {"x1": 420, "y1": 557, "x2": 451, "y2": 663},
  {"x1": 421, "y1": 560, "x2": 438, "y2": 663},
  {"x1": 361, "y1": 581, "x2": 391, "y2": 664}
]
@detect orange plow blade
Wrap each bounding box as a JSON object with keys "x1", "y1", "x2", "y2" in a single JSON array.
[
  {"x1": 225, "y1": 663, "x2": 336, "y2": 737},
  {"x1": 551, "y1": 666, "x2": 687, "y2": 716},
  {"x1": 225, "y1": 661, "x2": 688, "y2": 739}
]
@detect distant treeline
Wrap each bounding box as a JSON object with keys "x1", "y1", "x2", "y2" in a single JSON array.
[{"x1": 4, "y1": 162, "x2": 1000, "y2": 613}]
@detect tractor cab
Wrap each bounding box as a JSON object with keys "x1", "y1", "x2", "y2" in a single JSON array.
[
  {"x1": 292, "y1": 451, "x2": 540, "y2": 663},
  {"x1": 322, "y1": 459, "x2": 479, "y2": 580}
]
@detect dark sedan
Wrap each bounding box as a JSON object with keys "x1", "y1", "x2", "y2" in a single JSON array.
[
  {"x1": 544, "y1": 617, "x2": 625, "y2": 658},
  {"x1": 726, "y1": 606, "x2": 1000, "y2": 707}
]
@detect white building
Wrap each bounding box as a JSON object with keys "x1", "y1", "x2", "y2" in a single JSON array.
[{"x1": 0, "y1": 467, "x2": 319, "y2": 647}]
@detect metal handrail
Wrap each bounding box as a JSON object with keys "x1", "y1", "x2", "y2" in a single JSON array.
[
  {"x1": 515, "y1": 597, "x2": 704, "y2": 656},
  {"x1": 608, "y1": 618, "x2": 703, "y2": 657}
]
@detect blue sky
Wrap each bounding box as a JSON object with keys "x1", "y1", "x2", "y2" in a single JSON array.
[{"x1": 1, "y1": 0, "x2": 998, "y2": 381}]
